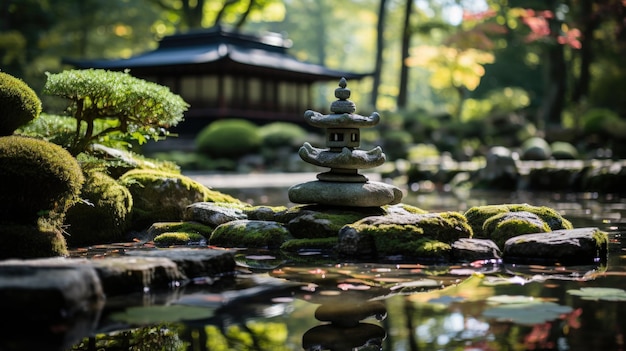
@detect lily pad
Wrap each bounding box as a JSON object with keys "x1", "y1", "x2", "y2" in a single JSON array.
[
  {"x1": 110, "y1": 305, "x2": 215, "y2": 325},
  {"x1": 482, "y1": 301, "x2": 573, "y2": 325},
  {"x1": 567, "y1": 287, "x2": 626, "y2": 301}
]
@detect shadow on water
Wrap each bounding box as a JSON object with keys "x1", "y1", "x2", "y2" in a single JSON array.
[{"x1": 4, "y1": 187, "x2": 625, "y2": 351}]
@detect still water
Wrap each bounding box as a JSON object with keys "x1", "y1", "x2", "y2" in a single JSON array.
[{"x1": 61, "y1": 188, "x2": 625, "y2": 351}]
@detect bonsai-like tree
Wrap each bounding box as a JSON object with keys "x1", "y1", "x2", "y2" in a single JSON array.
[{"x1": 43, "y1": 69, "x2": 189, "y2": 155}]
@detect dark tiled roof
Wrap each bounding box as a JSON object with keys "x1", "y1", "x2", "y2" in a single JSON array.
[{"x1": 63, "y1": 26, "x2": 370, "y2": 81}]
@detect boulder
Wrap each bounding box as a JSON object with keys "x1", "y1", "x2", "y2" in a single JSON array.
[
  {"x1": 184, "y1": 202, "x2": 248, "y2": 227},
  {"x1": 451, "y1": 238, "x2": 501, "y2": 262},
  {"x1": 483, "y1": 211, "x2": 552, "y2": 248},
  {"x1": 209, "y1": 220, "x2": 291, "y2": 249},
  {"x1": 337, "y1": 212, "x2": 472, "y2": 261},
  {"x1": 503, "y1": 227, "x2": 609, "y2": 265}
]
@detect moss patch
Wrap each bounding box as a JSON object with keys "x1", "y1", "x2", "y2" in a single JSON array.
[
  {"x1": 154, "y1": 232, "x2": 206, "y2": 246},
  {"x1": 465, "y1": 203, "x2": 572, "y2": 238},
  {"x1": 119, "y1": 169, "x2": 243, "y2": 229},
  {"x1": 210, "y1": 220, "x2": 290, "y2": 250},
  {"x1": 483, "y1": 211, "x2": 552, "y2": 248},
  {"x1": 0, "y1": 220, "x2": 68, "y2": 259},
  {"x1": 280, "y1": 237, "x2": 338, "y2": 252}
]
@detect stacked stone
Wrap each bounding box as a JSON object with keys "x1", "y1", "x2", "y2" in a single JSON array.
[{"x1": 288, "y1": 78, "x2": 403, "y2": 207}]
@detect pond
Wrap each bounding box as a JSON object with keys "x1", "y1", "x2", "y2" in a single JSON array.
[{"x1": 35, "y1": 187, "x2": 626, "y2": 350}]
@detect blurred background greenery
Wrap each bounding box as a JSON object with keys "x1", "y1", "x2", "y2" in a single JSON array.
[{"x1": 3, "y1": 0, "x2": 626, "y2": 169}]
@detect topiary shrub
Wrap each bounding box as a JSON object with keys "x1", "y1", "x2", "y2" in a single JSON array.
[
  {"x1": 0, "y1": 72, "x2": 42, "y2": 136},
  {"x1": 195, "y1": 119, "x2": 261, "y2": 159},
  {"x1": 43, "y1": 69, "x2": 189, "y2": 155},
  {"x1": 64, "y1": 172, "x2": 133, "y2": 247},
  {"x1": 0, "y1": 219, "x2": 68, "y2": 259},
  {"x1": 0, "y1": 135, "x2": 84, "y2": 224},
  {"x1": 118, "y1": 169, "x2": 243, "y2": 229},
  {"x1": 258, "y1": 122, "x2": 308, "y2": 148}
]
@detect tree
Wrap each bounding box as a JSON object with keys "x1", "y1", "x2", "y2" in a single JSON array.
[
  {"x1": 370, "y1": 0, "x2": 388, "y2": 109},
  {"x1": 397, "y1": 0, "x2": 413, "y2": 109},
  {"x1": 42, "y1": 69, "x2": 189, "y2": 155}
]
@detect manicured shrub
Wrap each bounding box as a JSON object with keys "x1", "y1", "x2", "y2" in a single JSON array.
[
  {"x1": 64, "y1": 172, "x2": 133, "y2": 247},
  {"x1": 195, "y1": 119, "x2": 261, "y2": 159},
  {"x1": 0, "y1": 135, "x2": 84, "y2": 224},
  {"x1": 258, "y1": 122, "x2": 307, "y2": 148},
  {"x1": 0, "y1": 71, "x2": 42, "y2": 136}
]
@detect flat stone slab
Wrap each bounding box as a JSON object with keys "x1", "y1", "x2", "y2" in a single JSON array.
[
  {"x1": 288, "y1": 180, "x2": 403, "y2": 207},
  {"x1": 125, "y1": 248, "x2": 236, "y2": 281},
  {"x1": 503, "y1": 227, "x2": 609, "y2": 265}
]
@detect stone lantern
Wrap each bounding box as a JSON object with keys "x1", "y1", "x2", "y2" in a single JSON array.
[{"x1": 288, "y1": 78, "x2": 402, "y2": 207}]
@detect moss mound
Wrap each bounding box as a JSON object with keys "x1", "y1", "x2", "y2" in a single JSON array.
[
  {"x1": 119, "y1": 169, "x2": 242, "y2": 229},
  {"x1": 210, "y1": 220, "x2": 290, "y2": 250},
  {"x1": 154, "y1": 232, "x2": 206, "y2": 246},
  {"x1": 65, "y1": 172, "x2": 133, "y2": 247},
  {"x1": 0, "y1": 220, "x2": 68, "y2": 259},
  {"x1": 147, "y1": 221, "x2": 214, "y2": 240},
  {"x1": 258, "y1": 122, "x2": 308, "y2": 148},
  {"x1": 0, "y1": 72, "x2": 42, "y2": 136},
  {"x1": 483, "y1": 211, "x2": 552, "y2": 248},
  {"x1": 464, "y1": 203, "x2": 572, "y2": 238},
  {"x1": 0, "y1": 135, "x2": 84, "y2": 223}
]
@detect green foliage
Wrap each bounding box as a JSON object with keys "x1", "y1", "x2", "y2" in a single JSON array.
[
  {"x1": 0, "y1": 135, "x2": 84, "y2": 224},
  {"x1": 43, "y1": 69, "x2": 189, "y2": 155},
  {"x1": 258, "y1": 122, "x2": 308, "y2": 148},
  {"x1": 64, "y1": 172, "x2": 133, "y2": 247},
  {"x1": 195, "y1": 119, "x2": 261, "y2": 159},
  {"x1": 0, "y1": 71, "x2": 42, "y2": 136},
  {"x1": 581, "y1": 108, "x2": 623, "y2": 136},
  {"x1": 381, "y1": 129, "x2": 414, "y2": 160}
]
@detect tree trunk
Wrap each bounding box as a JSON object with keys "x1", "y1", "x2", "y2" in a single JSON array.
[
  {"x1": 370, "y1": 0, "x2": 387, "y2": 109},
  {"x1": 397, "y1": 0, "x2": 413, "y2": 109},
  {"x1": 572, "y1": 0, "x2": 597, "y2": 103}
]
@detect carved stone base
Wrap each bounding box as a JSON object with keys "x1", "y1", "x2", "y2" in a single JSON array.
[{"x1": 288, "y1": 180, "x2": 403, "y2": 207}]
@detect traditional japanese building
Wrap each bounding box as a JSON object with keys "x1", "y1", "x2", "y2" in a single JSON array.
[{"x1": 63, "y1": 26, "x2": 371, "y2": 133}]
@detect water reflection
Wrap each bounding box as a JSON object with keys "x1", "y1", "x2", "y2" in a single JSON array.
[{"x1": 5, "y1": 189, "x2": 625, "y2": 350}]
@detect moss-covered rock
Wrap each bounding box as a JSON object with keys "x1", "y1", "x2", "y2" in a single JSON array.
[
  {"x1": 243, "y1": 205, "x2": 289, "y2": 221},
  {"x1": 287, "y1": 209, "x2": 376, "y2": 239},
  {"x1": 0, "y1": 135, "x2": 84, "y2": 224},
  {"x1": 464, "y1": 203, "x2": 572, "y2": 238},
  {"x1": 337, "y1": 211, "x2": 472, "y2": 261},
  {"x1": 483, "y1": 211, "x2": 552, "y2": 248},
  {"x1": 90, "y1": 144, "x2": 181, "y2": 179},
  {"x1": 209, "y1": 220, "x2": 291, "y2": 250},
  {"x1": 280, "y1": 237, "x2": 338, "y2": 253},
  {"x1": 0, "y1": 220, "x2": 68, "y2": 259},
  {"x1": 146, "y1": 221, "x2": 214, "y2": 241},
  {"x1": 118, "y1": 169, "x2": 242, "y2": 229},
  {"x1": 153, "y1": 232, "x2": 206, "y2": 246},
  {"x1": 183, "y1": 201, "x2": 249, "y2": 227},
  {"x1": 65, "y1": 172, "x2": 133, "y2": 247},
  {"x1": 0, "y1": 72, "x2": 42, "y2": 136}
]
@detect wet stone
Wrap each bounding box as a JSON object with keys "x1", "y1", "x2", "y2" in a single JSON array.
[
  {"x1": 452, "y1": 238, "x2": 501, "y2": 262},
  {"x1": 503, "y1": 227, "x2": 609, "y2": 265},
  {"x1": 183, "y1": 202, "x2": 248, "y2": 226}
]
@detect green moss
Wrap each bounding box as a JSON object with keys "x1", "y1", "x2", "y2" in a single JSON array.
[
  {"x1": 65, "y1": 171, "x2": 133, "y2": 247},
  {"x1": 484, "y1": 211, "x2": 552, "y2": 248},
  {"x1": 0, "y1": 219, "x2": 68, "y2": 259},
  {"x1": 0, "y1": 72, "x2": 42, "y2": 136},
  {"x1": 464, "y1": 203, "x2": 572, "y2": 238},
  {"x1": 154, "y1": 232, "x2": 206, "y2": 246},
  {"x1": 0, "y1": 135, "x2": 84, "y2": 224},
  {"x1": 148, "y1": 221, "x2": 214, "y2": 239},
  {"x1": 373, "y1": 231, "x2": 451, "y2": 259},
  {"x1": 118, "y1": 169, "x2": 243, "y2": 229},
  {"x1": 243, "y1": 205, "x2": 289, "y2": 221},
  {"x1": 384, "y1": 204, "x2": 429, "y2": 214},
  {"x1": 209, "y1": 220, "x2": 290, "y2": 249},
  {"x1": 280, "y1": 237, "x2": 338, "y2": 252},
  {"x1": 195, "y1": 119, "x2": 262, "y2": 159}
]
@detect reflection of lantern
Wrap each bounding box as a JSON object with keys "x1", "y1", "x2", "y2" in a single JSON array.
[
  {"x1": 302, "y1": 300, "x2": 387, "y2": 351},
  {"x1": 288, "y1": 78, "x2": 403, "y2": 207}
]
